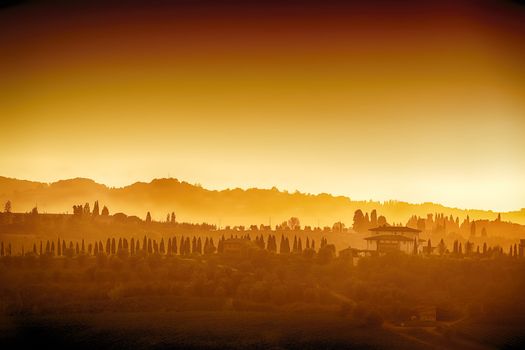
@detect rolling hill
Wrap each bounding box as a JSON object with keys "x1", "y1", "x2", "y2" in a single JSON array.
[{"x1": 1, "y1": 176, "x2": 524, "y2": 226}]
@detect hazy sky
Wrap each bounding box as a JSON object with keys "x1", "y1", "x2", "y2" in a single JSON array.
[{"x1": 1, "y1": 0, "x2": 524, "y2": 212}]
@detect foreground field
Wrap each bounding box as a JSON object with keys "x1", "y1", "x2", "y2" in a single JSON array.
[
  {"x1": 1, "y1": 252, "x2": 525, "y2": 349},
  {"x1": 0, "y1": 311, "x2": 438, "y2": 349},
  {"x1": 2, "y1": 310, "x2": 524, "y2": 349}
]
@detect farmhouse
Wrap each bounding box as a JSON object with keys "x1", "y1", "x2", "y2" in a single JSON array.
[{"x1": 364, "y1": 225, "x2": 422, "y2": 254}]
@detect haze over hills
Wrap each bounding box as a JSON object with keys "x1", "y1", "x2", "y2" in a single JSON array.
[{"x1": 1, "y1": 176, "x2": 524, "y2": 227}]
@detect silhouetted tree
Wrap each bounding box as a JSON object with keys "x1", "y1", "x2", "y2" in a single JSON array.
[
  {"x1": 353, "y1": 209, "x2": 366, "y2": 233},
  {"x1": 185, "y1": 237, "x2": 191, "y2": 255},
  {"x1": 172, "y1": 236, "x2": 177, "y2": 255},
  {"x1": 217, "y1": 236, "x2": 224, "y2": 254},
  {"x1": 438, "y1": 239, "x2": 446, "y2": 255},
  {"x1": 4, "y1": 200, "x2": 11, "y2": 213},
  {"x1": 154, "y1": 239, "x2": 159, "y2": 254},
  {"x1": 92, "y1": 200, "x2": 100, "y2": 216},
  {"x1": 160, "y1": 238, "x2": 165, "y2": 254},
  {"x1": 288, "y1": 217, "x2": 300, "y2": 230},
  {"x1": 197, "y1": 237, "x2": 202, "y2": 254},
  {"x1": 101, "y1": 206, "x2": 109, "y2": 216},
  {"x1": 370, "y1": 209, "x2": 378, "y2": 227},
  {"x1": 470, "y1": 221, "x2": 476, "y2": 237},
  {"x1": 332, "y1": 222, "x2": 345, "y2": 232},
  {"x1": 146, "y1": 211, "x2": 152, "y2": 224},
  {"x1": 83, "y1": 202, "x2": 90, "y2": 215}
]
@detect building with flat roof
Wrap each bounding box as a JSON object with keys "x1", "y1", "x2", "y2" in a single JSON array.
[{"x1": 364, "y1": 225, "x2": 422, "y2": 254}]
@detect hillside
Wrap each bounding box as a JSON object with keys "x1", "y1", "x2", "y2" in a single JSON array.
[{"x1": 1, "y1": 176, "x2": 524, "y2": 226}]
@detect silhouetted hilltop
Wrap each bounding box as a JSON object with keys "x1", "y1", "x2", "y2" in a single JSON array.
[{"x1": 1, "y1": 176, "x2": 524, "y2": 226}]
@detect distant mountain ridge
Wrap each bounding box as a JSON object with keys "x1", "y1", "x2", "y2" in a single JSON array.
[{"x1": 1, "y1": 176, "x2": 524, "y2": 226}]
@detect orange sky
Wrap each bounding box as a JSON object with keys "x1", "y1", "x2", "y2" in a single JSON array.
[{"x1": 1, "y1": 0, "x2": 524, "y2": 212}]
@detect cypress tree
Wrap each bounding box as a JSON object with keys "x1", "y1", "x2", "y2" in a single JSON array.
[
  {"x1": 180, "y1": 236, "x2": 185, "y2": 255},
  {"x1": 218, "y1": 236, "x2": 224, "y2": 254},
  {"x1": 210, "y1": 238, "x2": 216, "y2": 253},
  {"x1": 111, "y1": 238, "x2": 116, "y2": 255},
  {"x1": 93, "y1": 200, "x2": 100, "y2": 216},
  {"x1": 153, "y1": 240, "x2": 159, "y2": 254},
  {"x1": 160, "y1": 238, "x2": 165, "y2": 254},
  {"x1": 185, "y1": 237, "x2": 191, "y2": 255}
]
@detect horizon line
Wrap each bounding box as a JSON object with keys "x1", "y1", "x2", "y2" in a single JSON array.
[{"x1": 2, "y1": 174, "x2": 523, "y2": 214}]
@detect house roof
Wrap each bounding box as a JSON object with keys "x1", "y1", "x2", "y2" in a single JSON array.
[
  {"x1": 369, "y1": 225, "x2": 421, "y2": 233},
  {"x1": 364, "y1": 234, "x2": 415, "y2": 242}
]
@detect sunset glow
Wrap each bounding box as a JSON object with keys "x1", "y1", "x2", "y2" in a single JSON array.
[{"x1": 2, "y1": 1, "x2": 524, "y2": 212}]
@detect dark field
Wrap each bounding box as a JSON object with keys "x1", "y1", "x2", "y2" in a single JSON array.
[
  {"x1": 0, "y1": 311, "x2": 427, "y2": 350},
  {"x1": 1, "y1": 251, "x2": 525, "y2": 349}
]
